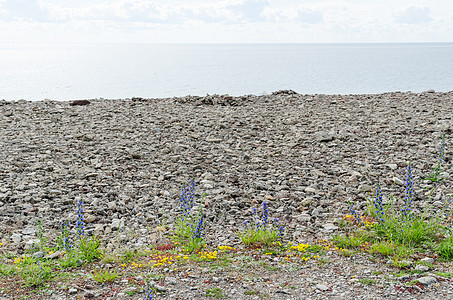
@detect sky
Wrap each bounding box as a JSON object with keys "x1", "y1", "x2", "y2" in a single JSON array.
[{"x1": 0, "y1": 0, "x2": 452, "y2": 43}]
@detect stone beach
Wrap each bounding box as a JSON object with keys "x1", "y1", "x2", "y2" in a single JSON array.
[{"x1": 1, "y1": 90, "x2": 453, "y2": 299}]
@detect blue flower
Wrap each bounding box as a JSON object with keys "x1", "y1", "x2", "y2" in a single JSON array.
[
  {"x1": 76, "y1": 199, "x2": 85, "y2": 238},
  {"x1": 403, "y1": 164, "x2": 414, "y2": 217},
  {"x1": 192, "y1": 214, "x2": 204, "y2": 239},
  {"x1": 144, "y1": 285, "x2": 153, "y2": 300},
  {"x1": 374, "y1": 185, "x2": 385, "y2": 223},
  {"x1": 262, "y1": 202, "x2": 268, "y2": 226}
]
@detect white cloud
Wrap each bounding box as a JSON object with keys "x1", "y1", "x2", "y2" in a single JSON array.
[
  {"x1": 224, "y1": 0, "x2": 269, "y2": 22},
  {"x1": 297, "y1": 9, "x2": 323, "y2": 24},
  {"x1": 0, "y1": 0, "x2": 452, "y2": 43},
  {"x1": 394, "y1": 6, "x2": 432, "y2": 24},
  {"x1": 0, "y1": 0, "x2": 51, "y2": 22}
]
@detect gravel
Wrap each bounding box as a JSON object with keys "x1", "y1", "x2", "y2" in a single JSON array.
[{"x1": 1, "y1": 90, "x2": 453, "y2": 298}]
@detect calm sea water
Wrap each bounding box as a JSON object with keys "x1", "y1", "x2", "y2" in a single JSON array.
[{"x1": 1, "y1": 43, "x2": 452, "y2": 101}]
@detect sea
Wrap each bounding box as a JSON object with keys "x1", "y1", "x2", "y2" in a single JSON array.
[{"x1": 1, "y1": 43, "x2": 452, "y2": 101}]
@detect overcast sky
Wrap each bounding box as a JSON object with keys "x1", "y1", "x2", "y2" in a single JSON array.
[{"x1": 0, "y1": 0, "x2": 452, "y2": 43}]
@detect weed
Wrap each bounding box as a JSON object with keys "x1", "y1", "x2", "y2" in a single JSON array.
[
  {"x1": 357, "y1": 278, "x2": 376, "y2": 285},
  {"x1": 237, "y1": 202, "x2": 283, "y2": 247},
  {"x1": 79, "y1": 235, "x2": 103, "y2": 262},
  {"x1": 91, "y1": 268, "x2": 119, "y2": 283},
  {"x1": 19, "y1": 262, "x2": 53, "y2": 287},
  {"x1": 317, "y1": 257, "x2": 331, "y2": 266},
  {"x1": 59, "y1": 251, "x2": 83, "y2": 269},
  {"x1": 333, "y1": 231, "x2": 370, "y2": 249},
  {"x1": 438, "y1": 236, "x2": 453, "y2": 260},
  {"x1": 339, "y1": 249, "x2": 355, "y2": 256},
  {"x1": 0, "y1": 263, "x2": 16, "y2": 277},
  {"x1": 206, "y1": 287, "x2": 224, "y2": 298},
  {"x1": 436, "y1": 272, "x2": 452, "y2": 278},
  {"x1": 369, "y1": 241, "x2": 394, "y2": 256},
  {"x1": 244, "y1": 289, "x2": 259, "y2": 295}
]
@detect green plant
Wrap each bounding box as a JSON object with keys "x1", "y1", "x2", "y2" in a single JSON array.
[
  {"x1": 79, "y1": 235, "x2": 102, "y2": 262},
  {"x1": 369, "y1": 241, "x2": 394, "y2": 256},
  {"x1": 59, "y1": 250, "x2": 83, "y2": 269},
  {"x1": 373, "y1": 212, "x2": 440, "y2": 247},
  {"x1": 332, "y1": 231, "x2": 370, "y2": 249},
  {"x1": 174, "y1": 181, "x2": 208, "y2": 252},
  {"x1": 339, "y1": 249, "x2": 355, "y2": 256},
  {"x1": 206, "y1": 287, "x2": 224, "y2": 298},
  {"x1": 438, "y1": 236, "x2": 453, "y2": 260},
  {"x1": 56, "y1": 221, "x2": 72, "y2": 252},
  {"x1": 0, "y1": 263, "x2": 16, "y2": 277},
  {"x1": 436, "y1": 272, "x2": 452, "y2": 278},
  {"x1": 317, "y1": 257, "x2": 331, "y2": 266},
  {"x1": 91, "y1": 268, "x2": 119, "y2": 283},
  {"x1": 121, "y1": 249, "x2": 138, "y2": 263},
  {"x1": 237, "y1": 202, "x2": 283, "y2": 247},
  {"x1": 244, "y1": 290, "x2": 259, "y2": 295},
  {"x1": 357, "y1": 278, "x2": 376, "y2": 285},
  {"x1": 19, "y1": 262, "x2": 53, "y2": 287}
]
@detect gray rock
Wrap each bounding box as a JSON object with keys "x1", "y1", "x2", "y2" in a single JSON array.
[
  {"x1": 415, "y1": 265, "x2": 429, "y2": 272},
  {"x1": 25, "y1": 239, "x2": 41, "y2": 250},
  {"x1": 322, "y1": 223, "x2": 339, "y2": 231},
  {"x1": 417, "y1": 276, "x2": 437, "y2": 286},
  {"x1": 305, "y1": 187, "x2": 316, "y2": 194},
  {"x1": 68, "y1": 288, "x2": 78, "y2": 295},
  {"x1": 393, "y1": 177, "x2": 405, "y2": 186},
  {"x1": 111, "y1": 219, "x2": 124, "y2": 230},
  {"x1": 45, "y1": 250, "x2": 65, "y2": 259},
  {"x1": 387, "y1": 164, "x2": 398, "y2": 170},
  {"x1": 154, "y1": 285, "x2": 167, "y2": 292},
  {"x1": 33, "y1": 251, "x2": 46, "y2": 258},
  {"x1": 85, "y1": 214, "x2": 96, "y2": 223},
  {"x1": 165, "y1": 276, "x2": 177, "y2": 285},
  {"x1": 11, "y1": 233, "x2": 22, "y2": 243},
  {"x1": 21, "y1": 227, "x2": 36, "y2": 235},
  {"x1": 315, "y1": 284, "x2": 330, "y2": 291},
  {"x1": 420, "y1": 257, "x2": 434, "y2": 264}
]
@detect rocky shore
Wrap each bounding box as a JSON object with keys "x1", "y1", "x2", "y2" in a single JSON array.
[{"x1": 1, "y1": 91, "x2": 453, "y2": 298}]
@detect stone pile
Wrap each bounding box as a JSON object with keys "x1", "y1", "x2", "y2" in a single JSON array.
[{"x1": 1, "y1": 90, "x2": 452, "y2": 252}]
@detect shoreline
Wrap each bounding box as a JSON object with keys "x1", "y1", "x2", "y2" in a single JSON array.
[{"x1": 1, "y1": 89, "x2": 451, "y2": 103}]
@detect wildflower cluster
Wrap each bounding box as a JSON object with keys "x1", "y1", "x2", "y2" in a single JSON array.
[
  {"x1": 347, "y1": 202, "x2": 364, "y2": 226},
  {"x1": 218, "y1": 245, "x2": 235, "y2": 251},
  {"x1": 174, "y1": 180, "x2": 206, "y2": 252},
  {"x1": 199, "y1": 251, "x2": 217, "y2": 260},
  {"x1": 237, "y1": 202, "x2": 284, "y2": 246}
]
